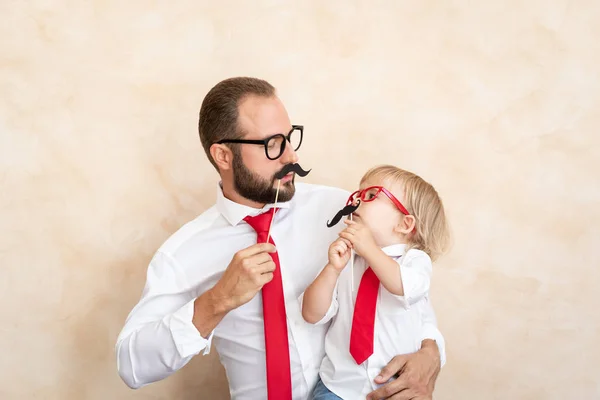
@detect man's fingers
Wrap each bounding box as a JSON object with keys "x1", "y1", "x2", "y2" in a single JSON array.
[
  {"x1": 236, "y1": 253, "x2": 271, "y2": 273},
  {"x1": 388, "y1": 389, "x2": 420, "y2": 400},
  {"x1": 369, "y1": 350, "x2": 438, "y2": 399},
  {"x1": 238, "y1": 242, "x2": 277, "y2": 258},
  {"x1": 375, "y1": 354, "x2": 408, "y2": 383},
  {"x1": 366, "y1": 379, "x2": 409, "y2": 400},
  {"x1": 256, "y1": 260, "x2": 276, "y2": 274},
  {"x1": 235, "y1": 244, "x2": 276, "y2": 269},
  {"x1": 256, "y1": 272, "x2": 274, "y2": 286}
]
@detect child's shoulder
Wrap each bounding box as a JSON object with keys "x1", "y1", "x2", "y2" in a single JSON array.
[{"x1": 402, "y1": 248, "x2": 432, "y2": 265}]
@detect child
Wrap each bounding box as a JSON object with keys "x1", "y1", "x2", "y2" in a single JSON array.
[{"x1": 302, "y1": 165, "x2": 451, "y2": 399}]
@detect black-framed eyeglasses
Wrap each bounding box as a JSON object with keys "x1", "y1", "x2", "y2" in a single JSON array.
[{"x1": 216, "y1": 125, "x2": 303, "y2": 160}]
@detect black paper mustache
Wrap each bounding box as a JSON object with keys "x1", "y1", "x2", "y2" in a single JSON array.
[
  {"x1": 326, "y1": 200, "x2": 361, "y2": 227},
  {"x1": 274, "y1": 163, "x2": 311, "y2": 180}
]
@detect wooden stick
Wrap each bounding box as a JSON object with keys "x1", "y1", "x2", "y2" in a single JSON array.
[
  {"x1": 266, "y1": 180, "x2": 281, "y2": 242},
  {"x1": 350, "y1": 213, "x2": 354, "y2": 291}
]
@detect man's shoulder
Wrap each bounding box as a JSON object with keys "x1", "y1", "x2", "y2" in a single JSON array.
[
  {"x1": 158, "y1": 205, "x2": 222, "y2": 255},
  {"x1": 289, "y1": 183, "x2": 350, "y2": 230},
  {"x1": 294, "y1": 182, "x2": 350, "y2": 203}
]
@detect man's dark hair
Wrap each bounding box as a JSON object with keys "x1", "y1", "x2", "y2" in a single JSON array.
[{"x1": 198, "y1": 77, "x2": 276, "y2": 170}]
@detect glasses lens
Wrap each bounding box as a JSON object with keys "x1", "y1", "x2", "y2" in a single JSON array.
[
  {"x1": 266, "y1": 135, "x2": 285, "y2": 159},
  {"x1": 362, "y1": 187, "x2": 381, "y2": 202},
  {"x1": 347, "y1": 191, "x2": 359, "y2": 205},
  {"x1": 289, "y1": 127, "x2": 302, "y2": 151}
]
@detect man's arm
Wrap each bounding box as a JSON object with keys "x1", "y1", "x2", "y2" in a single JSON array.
[
  {"x1": 366, "y1": 299, "x2": 445, "y2": 400},
  {"x1": 367, "y1": 339, "x2": 441, "y2": 400},
  {"x1": 115, "y1": 251, "x2": 210, "y2": 389},
  {"x1": 116, "y1": 243, "x2": 276, "y2": 389}
]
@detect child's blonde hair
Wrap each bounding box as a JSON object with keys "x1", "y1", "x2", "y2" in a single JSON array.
[{"x1": 361, "y1": 165, "x2": 451, "y2": 261}]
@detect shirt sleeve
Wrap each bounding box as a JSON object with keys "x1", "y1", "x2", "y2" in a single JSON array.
[
  {"x1": 420, "y1": 296, "x2": 447, "y2": 367},
  {"x1": 297, "y1": 279, "x2": 339, "y2": 326},
  {"x1": 393, "y1": 250, "x2": 432, "y2": 307},
  {"x1": 115, "y1": 251, "x2": 212, "y2": 389}
]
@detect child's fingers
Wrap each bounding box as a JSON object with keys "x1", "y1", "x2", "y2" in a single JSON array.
[
  {"x1": 332, "y1": 243, "x2": 345, "y2": 254},
  {"x1": 344, "y1": 219, "x2": 364, "y2": 230},
  {"x1": 344, "y1": 227, "x2": 357, "y2": 235},
  {"x1": 337, "y1": 241, "x2": 348, "y2": 253},
  {"x1": 339, "y1": 231, "x2": 354, "y2": 244},
  {"x1": 331, "y1": 243, "x2": 341, "y2": 253},
  {"x1": 338, "y1": 237, "x2": 352, "y2": 248}
]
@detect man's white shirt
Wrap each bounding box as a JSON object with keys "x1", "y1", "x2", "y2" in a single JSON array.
[{"x1": 115, "y1": 182, "x2": 445, "y2": 399}]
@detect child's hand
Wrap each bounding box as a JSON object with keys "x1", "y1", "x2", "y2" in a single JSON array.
[
  {"x1": 328, "y1": 238, "x2": 352, "y2": 271},
  {"x1": 340, "y1": 220, "x2": 378, "y2": 257}
]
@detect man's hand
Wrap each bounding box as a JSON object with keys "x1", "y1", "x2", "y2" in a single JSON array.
[
  {"x1": 192, "y1": 243, "x2": 277, "y2": 337},
  {"x1": 366, "y1": 340, "x2": 441, "y2": 400},
  {"x1": 211, "y1": 243, "x2": 277, "y2": 311}
]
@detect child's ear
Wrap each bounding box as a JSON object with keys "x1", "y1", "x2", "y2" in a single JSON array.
[{"x1": 395, "y1": 215, "x2": 416, "y2": 235}]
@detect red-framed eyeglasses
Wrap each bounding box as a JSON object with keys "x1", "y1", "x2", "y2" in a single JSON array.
[{"x1": 347, "y1": 186, "x2": 410, "y2": 215}]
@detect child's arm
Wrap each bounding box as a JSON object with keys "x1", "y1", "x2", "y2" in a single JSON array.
[
  {"x1": 339, "y1": 220, "x2": 404, "y2": 295},
  {"x1": 340, "y1": 220, "x2": 432, "y2": 300},
  {"x1": 366, "y1": 249, "x2": 433, "y2": 303},
  {"x1": 398, "y1": 251, "x2": 432, "y2": 304},
  {"x1": 361, "y1": 246, "x2": 405, "y2": 296},
  {"x1": 301, "y1": 264, "x2": 341, "y2": 324},
  {"x1": 301, "y1": 238, "x2": 351, "y2": 324}
]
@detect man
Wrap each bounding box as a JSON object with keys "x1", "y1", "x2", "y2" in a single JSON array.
[{"x1": 116, "y1": 77, "x2": 445, "y2": 399}]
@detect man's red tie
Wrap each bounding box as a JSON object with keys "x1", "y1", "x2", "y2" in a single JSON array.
[
  {"x1": 349, "y1": 266, "x2": 380, "y2": 364},
  {"x1": 243, "y1": 208, "x2": 292, "y2": 400}
]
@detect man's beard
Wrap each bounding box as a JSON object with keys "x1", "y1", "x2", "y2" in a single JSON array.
[{"x1": 232, "y1": 153, "x2": 295, "y2": 204}]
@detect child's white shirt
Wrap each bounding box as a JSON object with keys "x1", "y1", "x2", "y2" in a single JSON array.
[{"x1": 315, "y1": 244, "x2": 435, "y2": 399}]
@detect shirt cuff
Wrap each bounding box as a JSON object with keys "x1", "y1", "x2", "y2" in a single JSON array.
[
  {"x1": 297, "y1": 291, "x2": 339, "y2": 326},
  {"x1": 313, "y1": 297, "x2": 339, "y2": 325},
  {"x1": 168, "y1": 298, "x2": 214, "y2": 358}
]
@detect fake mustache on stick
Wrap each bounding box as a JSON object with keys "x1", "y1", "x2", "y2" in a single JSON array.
[
  {"x1": 326, "y1": 201, "x2": 361, "y2": 228},
  {"x1": 274, "y1": 163, "x2": 311, "y2": 180}
]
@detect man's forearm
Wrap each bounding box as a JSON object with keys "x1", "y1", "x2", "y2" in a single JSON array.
[{"x1": 193, "y1": 287, "x2": 231, "y2": 337}]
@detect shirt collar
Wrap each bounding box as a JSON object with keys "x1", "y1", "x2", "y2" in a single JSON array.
[
  {"x1": 381, "y1": 243, "x2": 407, "y2": 258},
  {"x1": 216, "y1": 181, "x2": 291, "y2": 226}
]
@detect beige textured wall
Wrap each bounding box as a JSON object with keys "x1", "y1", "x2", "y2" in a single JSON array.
[{"x1": 1, "y1": 1, "x2": 599, "y2": 399}]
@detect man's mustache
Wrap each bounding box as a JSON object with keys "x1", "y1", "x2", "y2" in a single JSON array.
[
  {"x1": 326, "y1": 201, "x2": 361, "y2": 228},
  {"x1": 274, "y1": 163, "x2": 311, "y2": 180}
]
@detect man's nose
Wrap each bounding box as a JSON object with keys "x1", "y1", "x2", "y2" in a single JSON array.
[{"x1": 280, "y1": 140, "x2": 299, "y2": 164}]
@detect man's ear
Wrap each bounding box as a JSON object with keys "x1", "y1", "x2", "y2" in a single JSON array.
[
  {"x1": 395, "y1": 214, "x2": 416, "y2": 235},
  {"x1": 210, "y1": 143, "x2": 234, "y2": 172}
]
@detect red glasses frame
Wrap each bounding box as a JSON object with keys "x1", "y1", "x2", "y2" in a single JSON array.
[{"x1": 347, "y1": 186, "x2": 410, "y2": 215}]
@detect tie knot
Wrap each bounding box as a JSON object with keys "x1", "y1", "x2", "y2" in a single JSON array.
[{"x1": 244, "y1": 208, "x2": 277, "y2": 237}]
